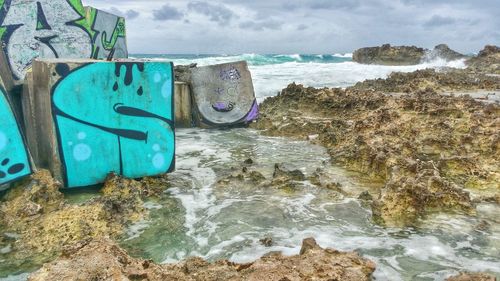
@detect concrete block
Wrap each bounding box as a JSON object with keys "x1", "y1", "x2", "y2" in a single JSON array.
[
  {"x1": 0, "y1": 0, "x2": 127, "y2": 80},
  {"x1": 174, "y1": 82, "x2": 192, "y2": 128},
  {"x1": 29, "y1": 59, "x2": 174, "y2": 188},
  {"x1": 22, "y1": 69, "x2": 40, "y2": 166},
  {"x1": 85, "y1": 7, "x2": 128, "y2": 59},
  {"x1": 190, "y1": 61, "x2": 259, "y2": 128},
  {"x1": 0, "y1": 47, "x2": 15, "y2": 92},
  {"x1": 0, "y1": 83, "x2": 32, "y2": 185}
]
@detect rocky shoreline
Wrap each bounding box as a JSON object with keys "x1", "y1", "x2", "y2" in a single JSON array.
[
  {"x1": 252, "y1": 46, "x2": 499, "y2": 227},
  {"x1": 1, "y1": 45, "x2": 499, "y2": 280}
]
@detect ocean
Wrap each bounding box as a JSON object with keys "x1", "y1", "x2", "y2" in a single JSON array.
[{"x1": 131, "y1": 53, "x2": 467, "y2": 101}]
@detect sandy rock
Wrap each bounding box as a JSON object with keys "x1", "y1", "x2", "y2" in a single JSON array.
[
  {"x1": 446, "y1": 272, "x2": 497, "y2": 281},
  {"x1": 29, "y1": 237, "x2": 376, "y2": 281},
  {"x1": 353, "y1": 44, "x2": 426, "y2": 65}
]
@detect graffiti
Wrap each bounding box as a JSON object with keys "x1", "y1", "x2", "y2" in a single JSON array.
[
  {"x1": 0, "y1": 0, "x2": 128, "y2": 80},
  {"x1": 219, "y1": 66, "x2": 241, "y2": 81},
  {"x1": 89, "y1": 8, "x2": 127, "y2": 59},
  {"x1": 51, "y1": 62, "x2": 174, "y2": 188},
  {"x1": 0, "y1": 85, "x2": 31, "y2": 185},
  {"x1": 190, "y1": 61, "x2": 259, "y2": 127},
  {"x1": 0, "y1": 0, "x2": 92, "y2": 79}
]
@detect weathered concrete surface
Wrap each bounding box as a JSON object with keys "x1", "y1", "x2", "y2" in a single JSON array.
[
  {"x1": 190, "y1": 61, "x2": 259, "y2": 127},
  {"x1": 28, "y1": 237, "x2": 376, "y2": 281},
  {"x1": 29, "y1": 59, "x2": 174, "y2": 188},
  {"x1": 174, "y1": 82, "x2": 192, "y2": 128},
  {"x1": 0, "y1": 83, "x2": 31, "y2": 186},
  {"x1": 0, "y1": 0, "x2": 128, "y2": 80}
]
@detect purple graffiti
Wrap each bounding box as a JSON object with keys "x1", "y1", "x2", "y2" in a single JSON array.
[
  {"x1": 212, "y1": 101, "x2": 235, "y2": 113},
  {"x1": 219, "y1": 67, "x2": 241, "y2": 81},
  {"x1": 245, "y1": 101, "x2": 259, "y2": 122}
]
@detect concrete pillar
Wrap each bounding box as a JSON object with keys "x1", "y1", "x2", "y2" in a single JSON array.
[
  {"x1": 28, "y1": 59, "x2": 175, "y2": 188},
  {"x1": 174, "y1": 82, "x2": 192, "y2": 128}
]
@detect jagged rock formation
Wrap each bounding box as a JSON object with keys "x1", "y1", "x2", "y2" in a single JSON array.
[
  {"x1": 426, "y1": 44, "x2": 467, "y2": 61},
  {"x1": 351, "y1": 68, "x2": 499, "y2": 93},
  {"x1": 0, "y1": 170, "x2": 169, "y2": 270},
  {"x1": 252, "y1": 79, "x2": 499, "y2": 226},
  {"x1": 353, "y1": 44, "x2": 427, "y2": 65},
  {"x1": 467, "y1": 45, "x2": 500, "y2": 74},
  {"x1": 352, "y1": 44, "x2": 466, "y2": 65},
  {"x1": 28, "y1": 237, "x2": 376, "y2": 281},
  {"x1": 446, "y1": 272, "x2": 497, "y2": 281}
]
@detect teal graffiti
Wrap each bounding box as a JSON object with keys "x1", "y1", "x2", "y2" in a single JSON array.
[
  {"x1": 0, "y1": 86, "x2": 31, "y2": 184},
  {"x1": 51, "y1": 62, "x2": 175, "y2": 188}
]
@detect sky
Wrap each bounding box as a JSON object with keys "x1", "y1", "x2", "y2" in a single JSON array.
[{"x1": 85, "y1": 0, "x2": 500, "y2": 54}]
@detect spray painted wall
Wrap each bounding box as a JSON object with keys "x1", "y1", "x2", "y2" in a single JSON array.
[
  {"x1": 0, "y1": 0, "x2": 127, "y2": 80},
  {"x1": 88, "y1": 8, "x2": 127, "y2": 59},
  {"x1": 49, "y1": 61, "x2": 175, "y2": 187},
  {"x1": 0, "y1": 85, "x2": 31, "y2": 185},
  {"x1": 190, "y1": 61, "x2": 259, "y2": 127}
]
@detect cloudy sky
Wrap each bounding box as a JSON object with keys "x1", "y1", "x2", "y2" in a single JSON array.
[{"x1": 85, "y1": 0, "x2": 499, "y2": 54}]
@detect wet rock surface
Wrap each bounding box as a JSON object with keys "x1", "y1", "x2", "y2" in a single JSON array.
[
  {"x1": 467, "y1": 45, "x2": 500, "y2": 74},
  {"x1": 28, "y1": 237, "x2": 376, "y2": 281},
  {"x1": 353, "y1": 44, "x2": 467, "y2": 65},
  {"x1": 353, "y1": 44, "x2": 427, "y2": 65},
  {"x1": 0, "y1": 170, "x2": 169, "y2": 272},
  {"x1": 252, "y1": 67, "x2": 499, "y2": 226},
  {"x1": 352, "y1": 68, "x2": 499, "y2": 93},
  {"x1": 446, "y1": 272, "x2": 497, "y2": 281}
]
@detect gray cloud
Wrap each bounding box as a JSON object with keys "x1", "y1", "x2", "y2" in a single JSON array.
[
  {"x1": 125, "y1": 10, "x2": 140, "y2": 20},
  {"x1": 187, "y1": 1, "x2": 235, "y2": 25},
  {"x1": 85, "y1": 0, "x2": 500, "y2": 54},
  {"x1": 424, "y1": 15, "x2": 456, "y2": 28},
  {"x1": 308, "y1": 0, "x2": 360, "y2": 10},
  {"x1": 153, "y1": 4, "x2": 183, "y2": 21},
  {"x1": 107, "y1": 7, "x2": 139, "y2": 19},
  {"x1": 297, "y1": 24, "x2": 308, "y2": 31},
  {"x1": 239, "y1": 19, "x2": 283, "y2": 31}
]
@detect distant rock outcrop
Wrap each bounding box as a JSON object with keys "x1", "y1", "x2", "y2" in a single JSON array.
[
  {"x1": 467, "y1": 45, "x2": 500, "y2": 74},
  {"x1": 352, "y1": 44, "x2": 426, "y2": 65},
  {"x1": 353, "y1": 44, "x2": 466, "y2": 65},
  {"x1": 425, "y1": 44, "x2": 467, "y2": 61}
]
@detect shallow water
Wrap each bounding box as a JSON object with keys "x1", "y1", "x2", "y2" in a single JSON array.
[{"x1": 118, "y1": 128, "x2": 500, "y2": 281}]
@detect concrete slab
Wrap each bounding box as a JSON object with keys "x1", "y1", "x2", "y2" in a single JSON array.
[
  {"x1": 0, "y1": 83, "x2": 32, "y2": 186},
  {"x1": 190, "y1": 61, "x2": 259, "y2": 127},
  {"x1": 29, "y1": 59, "x2": 174, "y2": 188},
  {"x1": 0, "y1": 1, "x2": 128, "y2": 80}
]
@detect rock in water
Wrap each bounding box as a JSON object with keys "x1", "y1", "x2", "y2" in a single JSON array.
[
  {"x1": 352, "y1": 44, "x2": 426, "y2": 65},
  {"x1": 446, "y1": 272, "x2": 497, "y2": 281},
  {"x1": 467, "y1": 45, "x2": 500, "y2": 74},
  {"x1": 28, "y1": 237, "x2": 376, "y2": 281},
  {"x1": 426, "y1": 44, "x2": 467, "y2": 61}
]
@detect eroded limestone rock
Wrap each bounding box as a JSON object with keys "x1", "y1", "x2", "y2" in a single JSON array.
[{"x1": 29, "y1": 237, "x2": 376, "y2": 281}]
